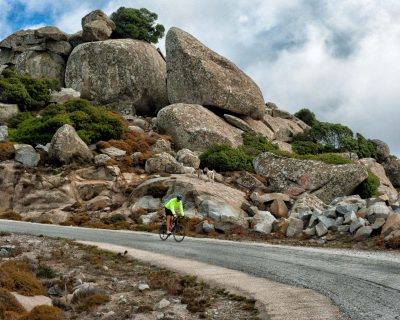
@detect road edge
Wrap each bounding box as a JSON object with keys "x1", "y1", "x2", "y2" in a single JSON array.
[{"x1": 78, "y1": 240, "x2": 346, "y2": 320}]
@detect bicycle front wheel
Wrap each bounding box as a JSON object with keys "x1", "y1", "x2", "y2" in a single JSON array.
[
  {"x1": 159, "y1": 223, "x2": 169, "y2": 241},
  {"x1": 173, "y1": 220, "x2": 186, "y2": 242}
]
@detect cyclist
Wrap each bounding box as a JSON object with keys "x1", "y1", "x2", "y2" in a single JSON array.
[{"x1": 164, "y1": 194, "x2": 185, "y2": 234}]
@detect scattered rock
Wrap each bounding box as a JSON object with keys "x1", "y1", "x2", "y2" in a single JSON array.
[
  {"x1": 0, "y1": 125, "x2": 8, "y2": 142},
  {"x1": 315, "y1": 222, "x2": 328, "y2": 237},
  {"x1": 201, "y1": 220, "x2": 215, "y2": 233},
  {"x1": 94, "y1": 154, "x2": 111, "y2": 166},
  {"x1": 139, "y1": 212, "x2": 159, "y2": 225},
  {"x1": 0, "y1": 102, "x2": 19, "y2": 123},
  {"x1": 349, "y1": 217, "x2": 366, "y2": 233},
  {"x1": 151, "y1": 139, "x2": 172, "y2": 154},
  {"x1": 176, "y1": 149, "x2": 200, "y2": 169},
  {"x1": 286, "y1": 217, "x2": 304, "y2": 237},
  {"x1": 49, "y1": 124, "x2": 93, "y2": 164},
  {"x1": 253, "y1": 211, "x2": 276, "y2": 235},
  {"x1": 371, "y1": 218, "x2": 386, "y2": 230},
  {"x1": 366, "y1": 202, "x2": 391, "y2": 219},
  {"x1": 101, "y1": 146, "x2": 127, "y2": 158},
  {"x1": 132, "y1": 196, "x2": 161, "y2": 212},
  {"x1": 318, "y1": 216, "x2": 336, "y2": 230},
  {"x1": 236, "y1": 172, "x2": 265, "y2": 190},
  {"x1": 14, "y1": 144, "x2": 40, "y2": 167},
  {"x1": 138, "y1": 283, "x2": 150, "y2": 291},
  {"x1": 145, "y1": 152, "x2": 184, "y2": 174},
  {"x1": 11, "y1": 292, "x2": 52, "y2": 312},
  {"x1": 50, "y1": 88, "x2": 80, "y2": 104},
  {"x1": 269, "y1": 199, "x2": 289, "y2": 218},
  {"x1": 155, "y1": 298, "x2": 170, "y2": 310},
  {"x1": 272, "y1": 141, "x2": 293, "y2": 153},
  {"x1": 157, "y1": 103, "x2": 242, "y2": 151},
  {"x1": 166, "y1": 27, "x2": 265, "y2": 119},
  {"x1": 354, "y1": 226, "x2": 373, "y2": 240}
]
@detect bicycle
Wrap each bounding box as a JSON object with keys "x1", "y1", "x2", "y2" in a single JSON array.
[{"x1": 159, "y1": 216, "x2": 187, "y2": 242}]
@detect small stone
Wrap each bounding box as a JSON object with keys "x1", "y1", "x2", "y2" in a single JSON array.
[
  {"x1": 337, "y1": 225, "x2": 350, "y2": 233},
  {"x1": 101, "y1": 146, "x2": 126, "y2": 158},
  {"x1": 138, "y1": 283, "x2": 150, "y2": 291},
  {"x1": 129, "y1": 125, "x2": 144, "y2": 133},
  {"x1": 202, "y1": 221, "x2": 215, "y2": 233},
  {"x1": 151, "y1": 138, "x2": 171, "y2": 154},
  {"x1": 94, "y1": 154, "x2": 112, "y2": 166},
  {"x1": 14, "y1": 144, "x2": 40, "y2": 167},
  {"x1": 350, "y1": 217, "x2": 366, "y2": 233},
  {"x1": 270, "y1": 199, "x2": 289, "y2": 218},
  {"x1": 155, "y1": 298, "x2": 170, "y2": 310},
  {"x1": 344, "y1": 211, "x2": 357, "y2": 224},
  {"x1": 286, "y1": 217, "x2": 304, "y2": 238},
  {"x1": 336, "y1": 203, "x2": 360, "y2": 215},
  {"x1": 318, "y1": 216, "x2": 336, "y2": 230},
  {"x1": 315, "y1": 222, "x2": 328, "y2": 237},
  {"x1": 371, "y1": 218, "x2": 386, "y2": 230},
  {"x1": 354, "y1": 226, "x2": 373, "y2": 240},
  {"x1": 303, "y1": 227, "x2": 316, "y2": 237},
  {"x1": 0, "y1": 125, "x2": 8, "y2": 142},
  {"x1": 323, "y1": 207, "x2": 337, "y2": 219}
]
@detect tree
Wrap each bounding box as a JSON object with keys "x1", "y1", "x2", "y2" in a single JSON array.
[
  {"x1": 110, "y1": 7, "x2": 165, "y2": 43},
  {"x1": 294, "y1": 108, "x2": 318, "y2": 127}
]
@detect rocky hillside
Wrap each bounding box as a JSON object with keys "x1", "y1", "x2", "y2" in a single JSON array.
[{"x1": 1, "y1": 9, "x2": 400, "y2": 249}]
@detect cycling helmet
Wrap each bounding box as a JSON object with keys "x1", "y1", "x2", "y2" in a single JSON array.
[{"x1": 176, "y1": 194, "x2": 183, "y2": 201}]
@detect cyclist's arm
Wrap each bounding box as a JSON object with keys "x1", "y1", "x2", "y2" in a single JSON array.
[{"x1": 178, "y1": 201, "x2": 184, "y2": 217}]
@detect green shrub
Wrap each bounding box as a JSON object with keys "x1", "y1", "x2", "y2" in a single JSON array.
[
  {"x1": 292, "y1": 140, "x2": 324, "y2": 155},
  {"x1": 7, "y1": 112, "x2": 34, "y2": 128},
  {"x1": 295, "y1": 153, "x2": 352, "y2": 165},
  {"x1": 111, "y1": 7, "x2": 165, "y2": 43},
  {"x1": 10, "y1": 99, "x2": 125, "y2": 145},
  {"x1": 294, "y1": 108, "x2": 318, "y2": 127},
  {"x1": 0, "y1": 68, "x2": 58, "y2": 111},
  {"x1": 356, "y1": 171, "x2": 380, "y2": 199},
  {"x1": 241, "y1": 132, "x2": 277, "y2": 155},
  {"x1": 200, "y1": 145, "x2": 254, "y2": 172}
]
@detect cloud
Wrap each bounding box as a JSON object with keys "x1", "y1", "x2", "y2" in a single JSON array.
[{"x1": 2, "y1": 0, "x2": 400, "y2": 155}]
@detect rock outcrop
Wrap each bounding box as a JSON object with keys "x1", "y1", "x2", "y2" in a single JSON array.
[
  {"x1": 130, "y1": 175, "x2": 249, "y2": 228},
  {"x1": 166, "y1": 27, "x2": 265, "y2": 119},
  {"x1": 254, "y1": 153, "x2": 368, "y2": 203},
  {"x1": 0, "y1": 103, "x2": 19, "y2": 123},
  {"x1": 65, "y1": 39, "x2": 168, "y2": 115},
  {"x1": 157, "y1": 103, "x2": 242, "y2": 151},
  {"x1": 383, "y1": 156, "x2": 400, "y2": 188},
  {"x1": 81, "y1": 10, "x2": 116, "y2": 42},
  {"x1": 48, "y1": 124, "x2": 93, "y2": 164}
]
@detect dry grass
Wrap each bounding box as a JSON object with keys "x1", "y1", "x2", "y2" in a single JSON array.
[
  {"x1": 385, "y1": 235, "x2": 400, "y2": 249},
  {"x1": 75, "y1": 294, "x2": 110, "y2": 312},
  {"x1": 0, "y1": 288, "x2": 24, "y2": 319},
  {"x1": 0, "y1": 141, "x2": 15, "y2": 161},
  {"x1": 0, "y1": 211, "x2": 22, "y2": 221},
  {"x1": 17, "y1": 305, "x2": 63, "y2": 320},
  {"x1": 0, "y1": 260, "x2": 45, "y2": 296}
]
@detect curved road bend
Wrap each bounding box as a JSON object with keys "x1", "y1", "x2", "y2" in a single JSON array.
[{"x1": 1, "y1": 220, "x2": 400, "y2": 320}]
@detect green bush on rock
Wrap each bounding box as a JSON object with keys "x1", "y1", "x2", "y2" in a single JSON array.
[
  {"x1": 111, "y1": 7, "x2": 165, "y2": 43},
  {"x1": 0, "y1": 68, "x2": 59, "y2": 111},
  {"x1": 355, "y1": 171, "x2": 380, "y2": 199},
  {"x1": 10, "y1": 99, "x2": 125, "y2": 145}
]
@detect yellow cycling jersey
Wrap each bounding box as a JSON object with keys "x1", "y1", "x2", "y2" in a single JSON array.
[{"x1": 165, "y1": 198, "x2": 184, "y2": 216}]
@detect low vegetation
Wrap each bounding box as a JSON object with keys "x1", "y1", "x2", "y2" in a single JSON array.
[
  {"x1": 355, "y1": 171, "x2": 380, "y2": 199},
  {"x1": 0, "y1": 68, "x2": 58, "y2": 111},
  {"x1": 111, "y1": 7, "x2": 165, "y2": 43},
  {"x1": 9, "y1": 99, "x2": 125, "y2": 145},
  {"x1": 292, "y1": 108, "x2": 379, "y2": 159},
  {"x1": 200, "y1": 132, "x2": 351, "y2": 172}
]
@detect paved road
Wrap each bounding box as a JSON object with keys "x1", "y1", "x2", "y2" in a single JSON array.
[{"x1": 1, "y1": 220, "x2": 400, "y2": 320}]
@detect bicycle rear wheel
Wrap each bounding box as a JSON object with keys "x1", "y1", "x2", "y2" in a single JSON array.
[
  {"x1": 173, "y1": 219, "x2": 186, "y2": 242},
  {"x1": 159, "y1": 223, "x2": 169, "y2": 241}
]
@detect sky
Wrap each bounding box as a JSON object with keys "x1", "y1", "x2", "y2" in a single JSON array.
[{"x1": 1, "y1": 0, "x2": 400, "y2": 155}]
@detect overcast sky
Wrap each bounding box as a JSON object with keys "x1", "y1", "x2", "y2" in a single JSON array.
[{"x1": 1, "y1": 0, "x2": 400, "y2": 155}]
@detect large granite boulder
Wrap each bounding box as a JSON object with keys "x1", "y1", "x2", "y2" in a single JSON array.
[
  {"x1": 15, "y1": 51, "x2": 65, "y2": 85},
  {"x1": 383, "y1": 156, "x2": 400, "y2": 188},
  {"x1": 372, "y1": 139, "x2": 390, "y2": 162},
  {"x1": 48, "y1": 124, "x2": 93, "y2": 164},
  {"x1": 254, "y1": 152, "x2": 368, "y2": 203},
  {"x1": 0, "y1": 29, "x2": 45, "y2": 51},
  {"x1": 14, "y1": 144, "x2": 40, "y2": 167},
  {"x1": 65, "y1": 39, "x2": 168, "y2": 115},
  {"x1": 157, "y1": 103, "x2": 242, "y2": 151},
  {"x1": 81, "y1": 10, "x2": 116, "y2": 42},
  {"x1": 166, "y1": 27, "x2": 265, "y2": 119},
  {"x1": 130, "y1": 175, "x2": 249, "y2": 228},
  {"x1": 34, "y1": 26, "x2": 68, "y2": 41}
]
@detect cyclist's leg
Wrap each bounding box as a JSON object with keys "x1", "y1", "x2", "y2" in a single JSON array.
[{"x1": 165, "y1": 208, "x2": 173, "y2": 233}]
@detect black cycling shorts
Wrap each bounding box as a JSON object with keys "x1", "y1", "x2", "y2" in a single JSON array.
[{"x1": 165, "y1": 208, "x2": 174, "y2": 216}]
